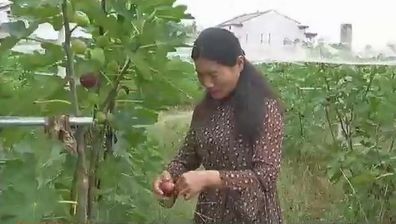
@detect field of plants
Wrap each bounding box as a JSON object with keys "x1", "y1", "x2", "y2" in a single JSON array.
[{"x1": 0, "y1": 0, "x2": 395, "y2": 224}]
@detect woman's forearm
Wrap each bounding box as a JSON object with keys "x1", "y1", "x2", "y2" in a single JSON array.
[{"x1": 201, "y1": 170, "x2": 223, "y2": 188}]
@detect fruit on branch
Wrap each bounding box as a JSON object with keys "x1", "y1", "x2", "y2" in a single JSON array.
[
  {"x1": 71, "y1": 39, "x2": 87, "y2": 55},
  {"x1": 96, "y1": 36, "x2": 109, "y2": 48},
  {"x1": 159, "y1": 180, "x2": 176, "y2": 197},
  {"x1": 95, "y1": 111, "x2": 115, "y2": 125},
  {"x1": 95, "y1": 111, "x2": 107, "y2": 124},
  {"x1": 73, "y1": 11, "x2": 90, "y2": 27},
  {"x1": 79, "y1": 72, "x2": 99, "y2": 89}
]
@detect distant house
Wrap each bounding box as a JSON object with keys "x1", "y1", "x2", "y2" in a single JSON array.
[
  {"x1": 0, "y1": 0, "x2": 11, "y2": 38},
  {"x1": 217, "y1": 10, "x2": 317, "y2": 50}
]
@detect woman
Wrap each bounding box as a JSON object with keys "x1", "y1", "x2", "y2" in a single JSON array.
[{"x1": 153, "y1": 27, "x2": 284, "y2": 224}]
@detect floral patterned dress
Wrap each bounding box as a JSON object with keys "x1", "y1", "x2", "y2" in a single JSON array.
[{"x1": 167, "y1": 98, "x2": 284, "y2": 224}]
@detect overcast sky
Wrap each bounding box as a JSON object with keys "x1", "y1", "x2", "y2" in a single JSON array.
[{"x1": 176, "y1": 0, "x2": 396, "y2": 50}]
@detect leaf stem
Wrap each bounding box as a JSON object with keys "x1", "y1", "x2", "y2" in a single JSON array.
[{"x1": 99, "y1": 58, "x2": 131, "y2": 111}]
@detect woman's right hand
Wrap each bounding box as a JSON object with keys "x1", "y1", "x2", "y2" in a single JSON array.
[{"x1": 153, "y1": 170, "x2": 176, "y2": 198}]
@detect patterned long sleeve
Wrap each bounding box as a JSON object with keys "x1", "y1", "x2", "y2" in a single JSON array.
[
  {"x1": 166, "y1": 111, "x2": 202, "y2": 180},
  {"x1": 218, "y1": 99, "x2": 284, "y2": 192}
]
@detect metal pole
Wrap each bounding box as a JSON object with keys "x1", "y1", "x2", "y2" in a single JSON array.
[{"x1": 0, "y1": 116, "x2": 94, "y2": 127}]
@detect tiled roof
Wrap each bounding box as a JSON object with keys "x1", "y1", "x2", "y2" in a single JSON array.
[{"x1": 217, "y1": 10, "x2": 301, "y2": 27}]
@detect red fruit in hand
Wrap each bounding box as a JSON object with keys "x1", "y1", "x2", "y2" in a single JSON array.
[
  {"x1": 159, "y1": 181, "x2": 175, "y2": 197},
  {"x1": 80, "y1": 72, "x2": 99, "y2": 89}
]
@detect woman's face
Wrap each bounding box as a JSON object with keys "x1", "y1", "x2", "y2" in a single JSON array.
[{"x1": 194, "y1": 57, "x2": 244, "y2": 100}]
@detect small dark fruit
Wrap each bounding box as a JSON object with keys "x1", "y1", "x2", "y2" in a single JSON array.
[
  {"x1": 159, "y1": 180, "x2": 175, "y2": 197},
  {"x1": 80, "y1": 72, "x2": 99, "y2": 89}
]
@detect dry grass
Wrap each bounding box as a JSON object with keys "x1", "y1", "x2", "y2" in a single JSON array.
[{"x1": 278, "y1": 160, "x2": 346, "y2": 224}]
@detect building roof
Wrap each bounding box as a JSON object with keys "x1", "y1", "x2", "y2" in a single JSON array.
[
  {"x1": 217, "y1": 9, "x2": 302, "y2": 27},
  {"x1": 0, "y1": 0, "x2": 11, "y2": 8},
  {"x1": 0, "y1": 1, "x2": 11, "y2": 12}
]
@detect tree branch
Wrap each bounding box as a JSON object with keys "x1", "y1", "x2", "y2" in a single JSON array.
[
  {"x1": 71, "y1": 25, "x2": 78, "y2": 33},
  {"x1": 74, "y1": 127, "x2": 89, "y2": 223},
  {"x1": 99, "y1": 58, "x2": 131, "y2": 111},
  {"x1": 363, "y1": 71, "x2": 375, "y2": 99},
  {"x1": 334, "y1": 102, "x2": 351, "y2": 150},
  {"x1": 87, "y1": 0, "x2": 108, "y2": 220},
  {"x1": 325, "y1": 105, "x2": 337, "y2": 144},
  {"x1": 346, "y1": 107, "x2": 354, "y2": 151},
  {"x1": 87, "y1": 128, "x2": 104, "y2": 220},
  {"x1": 61, "y1": 2, "x2": 79, "y2": 115},
  {"x1": 61, "y1": 1, "x2": 88, "y2": 223},
  {"x1": 322, "y1": 71, "x2": 351, "y2": 150},
  {"x1": 298, "y1": 112, "x2": 304, "y2": 137}
]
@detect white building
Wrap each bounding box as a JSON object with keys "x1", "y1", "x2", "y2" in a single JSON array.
[
  {"x1": 217, "y1": 10, "x2": 316, "y2": 48},
  {"x1": 0, "y1": 0, "x2": 11, "y2": 38},
  {"x1": 216, "y1": 10, "x2": 317, "y2": 61}
]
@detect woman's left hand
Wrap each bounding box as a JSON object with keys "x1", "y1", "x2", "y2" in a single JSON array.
[{"x1": 175, "y1": 170, "x2": 221, "y2": 200}]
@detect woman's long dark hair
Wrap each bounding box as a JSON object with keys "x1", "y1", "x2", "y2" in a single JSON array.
[{"x1": 191, "y1": 27, "x2": 281, "y2": 145}]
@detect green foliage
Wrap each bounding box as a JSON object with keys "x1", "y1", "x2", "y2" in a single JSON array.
[
  {"x1": 260, "y1": 62, "x2": 396, "y2": 224},
  {"x1": 0, "y1": 0, "x2": 200, "y2": 223}
]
